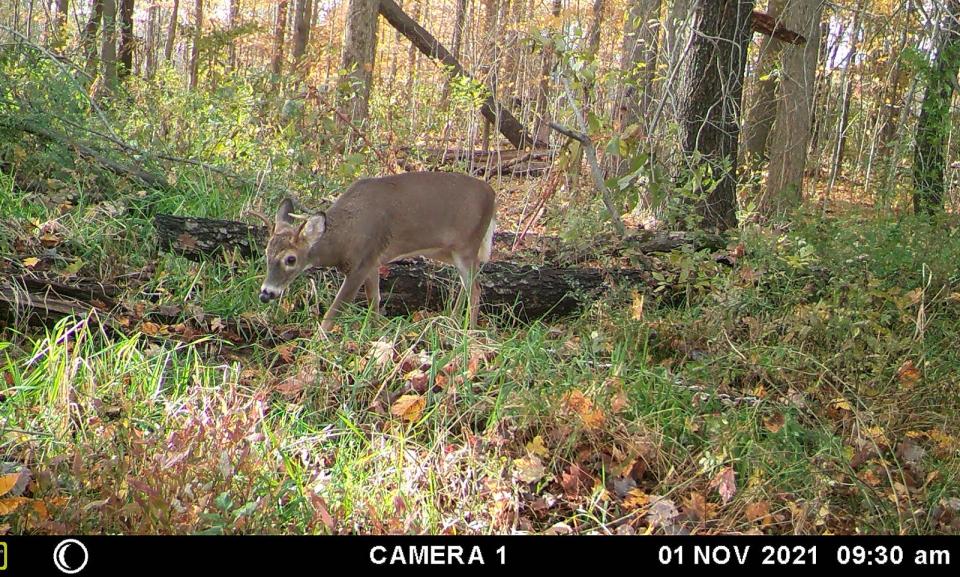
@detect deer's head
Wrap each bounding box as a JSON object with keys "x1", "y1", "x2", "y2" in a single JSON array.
[{"x1": 259, "y1": 198, "x2": 326, "y2": 303}]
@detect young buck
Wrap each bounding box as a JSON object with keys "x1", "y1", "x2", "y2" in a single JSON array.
[{"x1": 259, "y1": 171, "x2": 496, "y2": 333}]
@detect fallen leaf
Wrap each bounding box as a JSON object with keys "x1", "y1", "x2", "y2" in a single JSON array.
[
  {"x1": 177, "y1": 232, "x2": 198, "y2": 249},
  {"x1": 525, "y1": 436, "x2": 549, "y2": 459},
  {"x1": 390, "y1": 394, "x2": 425, "y2": 423},
  {"x1": 630, "y1": 290, "x2": 644, "y2": 320},
  {"x1": 710, "y1": 467, "x2": 737, "y2": 504},
  {"x1": 22, "y1": 257, "x2": 40, "y2": 268},
  {"x1": 646, "y1": 495, "x2": 680, "y2": 529},
  {"x1": 896, "y1": 360, "x2": 921, "y2": 387},
  {"x1": 683, "y1": 492, "x2": 716, "y2": 523},
  {"x1": 513, "y1": 455, "x2": 546, "y2": 484},
  {"x1": 745, "y1": 501, "x2": 772, "y2": 526},
  {"x1": 829, "y1": 397, "x2": 853, "y2": 412},
  {"x1": 624, "y1": 488, "x2": 650, "y2": 510},
  {"x1": 368, "y1": 338, "x2": 395, "y2": 369},
  {"x1": 0, "y1": 473, "x2": 20, "y2": 497},
  {"x1": 763, "y1": 412, "x2": 785, "y2": 433},
  {"x1": 0, "y1": 496, "x2": 29, "y2": 514}
]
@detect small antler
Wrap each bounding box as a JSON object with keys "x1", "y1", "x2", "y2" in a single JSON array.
[{"x1": 246, "y1": 209, "x2": 272, "y2": 230}]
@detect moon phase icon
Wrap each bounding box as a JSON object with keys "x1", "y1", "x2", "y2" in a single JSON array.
[{"x1": 53, "y1": 539, "x2": 89, "y2": 574}]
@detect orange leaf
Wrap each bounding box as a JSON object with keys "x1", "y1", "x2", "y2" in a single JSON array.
[
  {"x1": 745, "y1": 501, "x2": 772, "y2": 525},
  {"x1": 390, "y1": 394, "x2": 425, "y2": 423},
  {"x1": 0, "y1": 496, "x2": 29, "y2": 514},
  {"x1": 0, "y1": 473, "x2": 20, "y2": 497},
  {"x1": 896, "y1": 360, "x2": 921, "y2": 387}
]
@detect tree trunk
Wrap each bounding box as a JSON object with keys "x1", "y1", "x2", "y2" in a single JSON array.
[
  {"x1": 292, "y1": 0, "x2": 313, "y2": 68},
  {"x1": 763, "y1": 0, "x2": 824, "y2": 216},
  {"x1": 117, "y1": 0, "x2": 135, "y2": 78},
  {"x1": 339, "y1": 0, "x2": 379, "y2": 122},
  {"x1": 741, "y1": 0, "x2": 785, "y2": 164},
  {"x1": 271, "y1": 0, "x2": 289, "y2": 76},
  {"x1": 615, "y1": 0, "x2": 660, "y2": 136},
  {"x1": 674, "y1": 0, "x2": 754, "y2": 232},
  {"x1": 51, "y1": 0, "x2": 69, "y2": 50},
  {"x1": 913, "y1": 0, "x2": 960, "y2": 215},
  {"x1": 228, "y1": 0, "x2": 240, "y2": 69},
  {"x1": 164, "y1": 0, "x2": 180, "y2": 62},
  {"x1": 81, "y1": 0, "x2": 104, "y2": 74},
  {"x1": 826, "y1": 0, "x2": 863, "y2": 194},
  {"x1": 533, "y1": 0, "x2": 563, "y2": 145},
  {"x1": 144, "y1": 3, "x2": 159, "y2": 79},
  {"x1": 378, "y1": 0, "x2": 535, "y2": 148},
  {"x1": 450, "y1": 0, "x2": 467, "y2": 60},
  {"x1": 188, "y1": 0, "x2": 203, "y2": 90},
  {"x1": 99, "y1": 0, "x2": 119, "y2": 95}
]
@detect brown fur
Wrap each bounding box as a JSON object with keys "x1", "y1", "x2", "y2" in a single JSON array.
[{"x1": 260, "y1": 171, "x2": 497, "y2": 333}]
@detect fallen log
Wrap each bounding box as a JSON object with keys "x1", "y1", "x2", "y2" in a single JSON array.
[{"x1": 154, "y1": 214, "x2": 726, "y2": 264}]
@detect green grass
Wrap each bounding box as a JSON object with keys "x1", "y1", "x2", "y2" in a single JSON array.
[{"x1": 3, "y1": 177, "x2": 960, "y2": 534}]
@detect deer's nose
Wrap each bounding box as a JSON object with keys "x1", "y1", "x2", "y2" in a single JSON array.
[{"x1": 259, "y1": 287, "x2": 278, "y2": 302}]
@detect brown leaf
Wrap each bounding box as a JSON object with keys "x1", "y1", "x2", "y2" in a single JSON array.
[
  {"x1": 624, "y1": 489, "x2": 650, "y2": 510},
  {"x1": 763, "y1": 412, "x2": 785, "y2": 433},
  {"x1": 140, "y1": 322, "x2": 162, "y2": 336},
  {"x1": 646, "y1": 495, "x2": 680, "y2": 529},
  {"x1": 177, "y1": 232, "x2": 198, "y2": 249},
  {"x1": 744, "y1": 501, "x2": 772, "y2": 526},
  {"x1": 896, "y1": 360, "x2": 921, "y2": 387},
  {"x1": 710, "y1": 467, "x2": 737, "y2": 504},
  {"x1": 683, "y1": 492, "x2": 716, "y2": 523},
  {"x1": 368, "y1": 338, "x2": 395, "y2": 369},
  {"x1": 390, "y1": 394, "x2": 425, "y2": 423}
]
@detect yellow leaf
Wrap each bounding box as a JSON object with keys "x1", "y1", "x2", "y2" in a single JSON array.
[
  {"x1": 0, "y1": 496, "x2": 29, "y2": 515},
  {"x1": 0, "y1": 473, "x2": 20, "y2": 497},
  {"x1": 830, "y1": 397, "x2": 853, "y2": 412},
  {"x1": 630, "y1": 290, "x2": 644, "y2": 321},
  {"x1": 390, "y1": 394, "x2": 425, "y2": 423},
  {"x1": 513, "y1": 455, "x2": 546, "y2": 483},
  {"x1": 22, "y1": 257, "x2": 40, "y2": 268},
  {"x1": 526, "y1": 436, "x2": 549, "y2": 458},
  {"x1": 624, "y1": 488, "x2": 650, "y2": 510}
]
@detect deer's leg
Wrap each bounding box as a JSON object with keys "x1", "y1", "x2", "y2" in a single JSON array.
[
  {"x1": 452, "y1": 253, "x2": 480, "y2": 329},
  {"x1": 321, "y1": 267, "x2": 370, "y2": 333},
  {"x1": 364, "y1": 269, "x2": 382, "y2": 315}
]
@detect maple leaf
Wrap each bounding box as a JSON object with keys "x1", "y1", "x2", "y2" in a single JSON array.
[
  {"x1": 646, "y1": 495, "x2": 680, "y2": 529},
  {"x1": 390, "y1": 394, "x2": 425, "y2": 423},
  {"x1": 368, "y1": 337, "x2": 395, "y2": 369},
  {"x1": 177, "y1": 232, "x2": 198, "y2": 249},
  {"x1": 22, "y1": 257, "x2": 40, "y2": 268},
  {"x1": 0, "y1": 496, "x2": 29, "y2": 515},
  {"x1": 0, "y1": 473, "x2": 20, "y2": 497}
]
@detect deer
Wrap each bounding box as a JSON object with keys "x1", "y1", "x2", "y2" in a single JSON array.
[{"x1": 258, "y1": 171, "x2": 497, "y2": 334}]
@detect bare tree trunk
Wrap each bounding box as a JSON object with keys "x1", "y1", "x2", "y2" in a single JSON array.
[
  {"x1": 271, "y1": 0, "x2": 289, "y2": 75},
  {"x1": 534, "y1": 0, "x2": 563, "y2": 146},
  {"x1": 826, "y1": 0, "x2": 863, "y2": 195},
  {"x1": 451, "y1": 0, "x2": 467, "y2": 60},
  {"x1": 741, "y1": 0, "x2": 785, "y2": 163},
  {"x1": 674, "y1": 0, "x2": 754, "y2": 231},
  {"x1": 81, "y1": 0, "x2": 104, "y2": 74},
  {"x1": 228, "y1": 0, "x2": 240, "y2": 70},
  {"x1": 292, "y1": 0, "x2": 313, "y2": 68},
  {"x1": 98, "y1": 0, "x2": 118, "y2": 96},
  {"x1": 340, "y1": 0, "x2": 379, "y2": 123},
  {"x1": 145, "y1": 2, "x2": 159, "y2": 78},
  {"x1": 117, "y1": 0, "x2": 135, "y2": 78},
  {"x1": 187, "y1": 0, "x2": 203, "y2": 90},
  {"x1": 164, "y1": 0, "x2": 180, "y2": 62},
  {"x1": 763, "y1": 0, "x2": 824, "y2": 216}
]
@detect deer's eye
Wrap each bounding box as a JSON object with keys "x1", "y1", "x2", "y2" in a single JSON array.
[{"x1": 285, "y1": 255, "x2": 297, "y2": 267}]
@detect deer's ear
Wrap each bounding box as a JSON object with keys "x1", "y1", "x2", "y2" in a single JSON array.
[
  {"x1": 276, "y1": 198, "x2": 296, "y2": 229},
  {"x1": 299, "y1": 213, "x2": 326, "y2": 240}
]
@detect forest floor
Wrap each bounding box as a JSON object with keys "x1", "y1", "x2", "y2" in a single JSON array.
[{"x1": 2, "y1": 168, "x2": 960, "y2": 535}]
